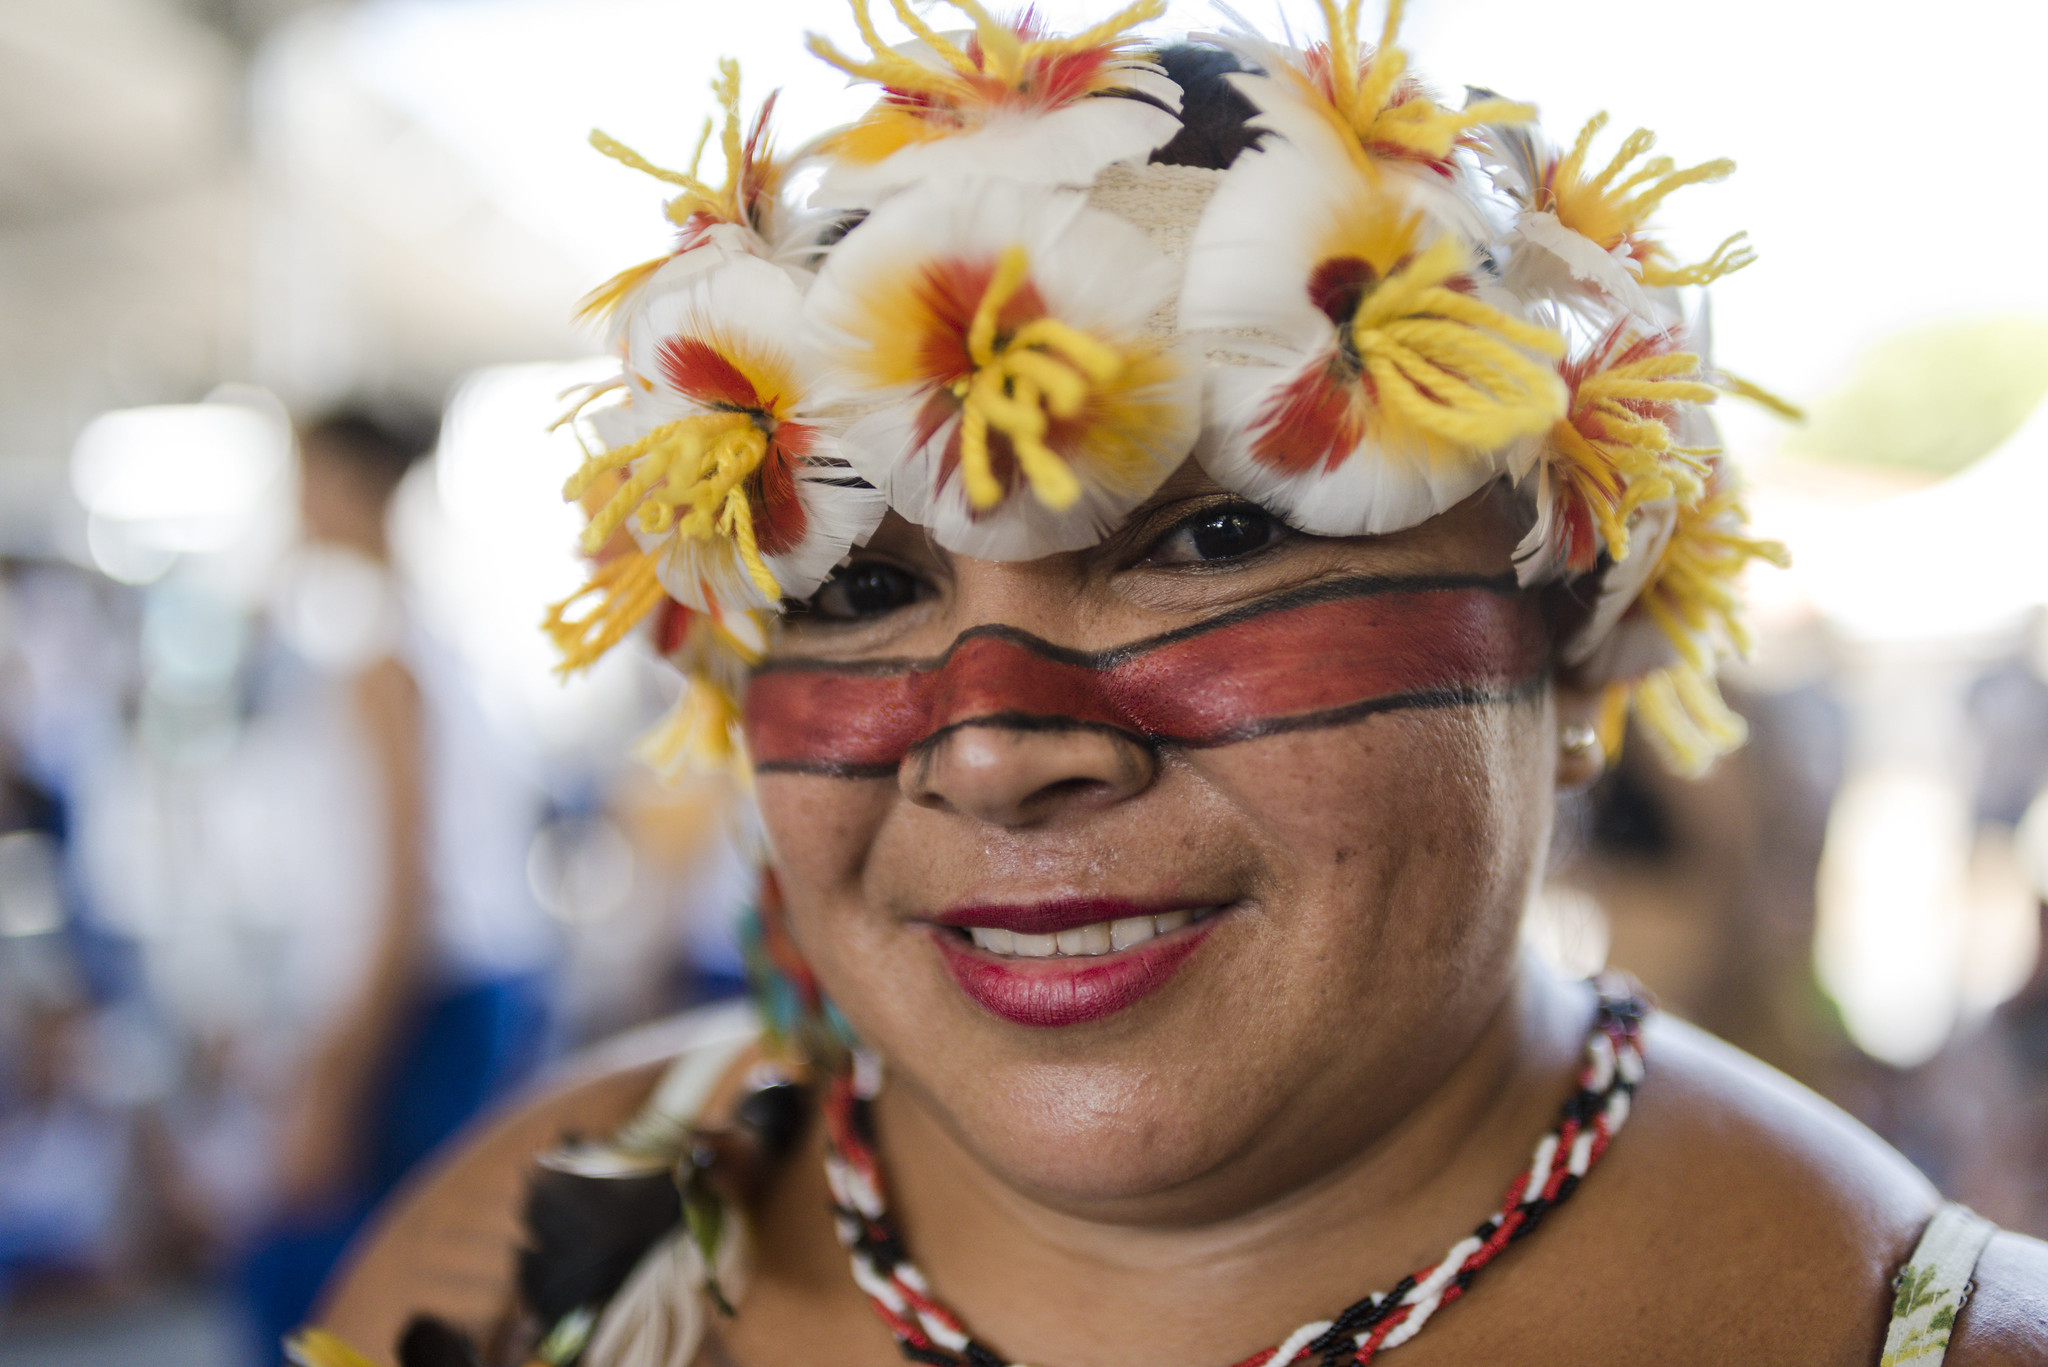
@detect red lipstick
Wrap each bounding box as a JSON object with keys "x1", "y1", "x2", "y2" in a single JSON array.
[{"x1": 930, "y1": 911, "x2": 1217, "y2": 1028}]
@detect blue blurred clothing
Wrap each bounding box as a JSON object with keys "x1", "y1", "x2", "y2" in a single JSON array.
[{"x1": 238, "y1": 970, "x2": 550, "y2": 1367}]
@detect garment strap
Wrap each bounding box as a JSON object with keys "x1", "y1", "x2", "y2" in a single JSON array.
[{"x1": 1879, "y1": 1203, "x2": 1997, "y2": 1367}]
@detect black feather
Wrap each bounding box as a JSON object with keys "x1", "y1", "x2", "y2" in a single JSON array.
[
  {"x1": 516, "y1": 1165, "x2": 682, "y2": 1329},
  {"x1": 397, "y1": 1315, "x2": 481, "y2": 1367},
  {"x1": 734, "y1": 1080, "x2": 810, "y2": 1163},
  {"x1": 1146, "y1": 45, "x2": 1264, "y2": 172}
]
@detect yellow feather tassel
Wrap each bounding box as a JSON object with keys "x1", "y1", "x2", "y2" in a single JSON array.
[
  {"x1": 1549, "y1": 347, "x2": 1718, "y2": 563},
  {"x1": 1546, "y1": 112, "x2": 1752, "y2": 288},
  {"x1": 1343, "y1": 232, "x2": 1567, "y2": 457},
  {"x1": 1307, "y1": 0, "x2": 1535, "y2": 168},
  {"x1": 1605, "y1": 481, "x2": 1788, "y2": 774},
  {"x1": 1717, "y1": 370, "x2": 1806, "y2": 422},
  {"x1": 577, "y1": 60, "x2": 776, "y2": 328},
  {"x1": 807, "y1": 0, "x2": 1165, "y2": 161},
  {"x1": 543, "y1": 549, "x2": 669, "y2": 677},
  {"x1": 284, "y1": 1330, "x2": 382, "y2": 1367},
  {"x1": 562, "y1": 412, "x2": 782, "y2": 602},
  {"x1": 637, "y1": 671, "x2": 751, "y2": 785},
  {"x1": 950, "y1": 244, "x2": 1131, "y2": 512}
]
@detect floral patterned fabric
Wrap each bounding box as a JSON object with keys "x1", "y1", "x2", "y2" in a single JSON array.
[{"x1": 1880, "y1": 1204, "x2": 1996, "y2": 1367}]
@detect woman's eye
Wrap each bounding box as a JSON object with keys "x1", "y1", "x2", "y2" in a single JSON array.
[
  {"x1": 804, "y1": 560, "x2": 927, "y2": 620},
  {"x1": 1148, "y1": 503, "x2": 1286, "y2": 565}
]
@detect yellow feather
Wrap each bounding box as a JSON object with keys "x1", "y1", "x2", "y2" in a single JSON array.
[
  {"x1": 543, "y1": 550, "x2": 669, "y2": 676},
  {"x1": 1546, "y1": 115, "x2": 1750, "y2": 288}
]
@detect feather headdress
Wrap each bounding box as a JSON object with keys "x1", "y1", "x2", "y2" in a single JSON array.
[{"x1": 539, "y1": 1, "x2": 1789, "y2": 779}]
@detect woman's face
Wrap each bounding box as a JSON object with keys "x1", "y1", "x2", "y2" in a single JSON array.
[{"x1": 749, "y1": 463, "x2": 1562, "y2": 1218}]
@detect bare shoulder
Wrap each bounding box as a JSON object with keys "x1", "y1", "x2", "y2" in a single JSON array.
[
  {"x1": 1951, "y1": 1231, "x2": 2048, "y2": 1366},
  {"x1": 1538, "y1": 1012, "x2": 1941, "y2": 1363},
  {"x1": 314, "y1": 1007, "x2": 758, "y2": 1365},
  {"x1": 1633, "y1": 1012, "x2": 1938, "y2": 1227}
]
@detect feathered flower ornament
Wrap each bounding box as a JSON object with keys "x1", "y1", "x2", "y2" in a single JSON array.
[
  {"x1": 1589, "y1": 463, "x2": 1788, "y2": 776},
  {"x1": 1210, "y1": 0, "x2": 1534, "y2": 231},
  {"x1": 576, "y1": 60, "x2": 801, "y2": 337},
  {"x1": 805, "y1": 0, "x2": 1183, "y2": 207},
  {"x1": 807, "y1": 178, "x2": 1198, "y2": 557},
  {"x1": 550, "y1": 254, "x2": 886, "y2": 656},
  {"x1": 1184, "y1": 126, "x2": 1566, "y2": 533},
  {"x1": 1513, "y1": 321, "x2": 1717, "y2": 585},
  {"x1": 1486, "y1": 111, "x2": 1754, "y2": 320}
]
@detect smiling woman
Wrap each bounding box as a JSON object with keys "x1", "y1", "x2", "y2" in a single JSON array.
[{"x1": 301, "y1": 4, "x2": 2048, "y2": 1366}]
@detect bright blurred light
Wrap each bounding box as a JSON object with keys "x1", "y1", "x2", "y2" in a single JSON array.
[
  {"x1": 396, "y1": 360, "x2": 650, "y2": 762},
  {"x1": 72, "y1": 403, "x2": 286, "y2": 529},
  {"x1": 66, "y1": 397, "x2": 292, "y2": 590},
  {"x1": 1959, "y1": 825, "x2": 2041, "y2": 1015},
  {"x1": 1524, "y1": 885, "x2": 1611, "y2": 981},
  {"x1": 1816, "y1": 770, "x2": 1969, "y2": 1067},
  {"x1": 1757, "y1": 396, "x2": 2048, "y2": 644},
  {"x1": 84, "y1": 512, "x2": 178, "y2": 585},
  {"x1": 271, "y1": 543, "x2": 399, "y2": 672}
]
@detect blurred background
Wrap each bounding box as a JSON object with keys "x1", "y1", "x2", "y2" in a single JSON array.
[{"x1": 2, "y1": 0, "x2": 2046, "y2": 1361}]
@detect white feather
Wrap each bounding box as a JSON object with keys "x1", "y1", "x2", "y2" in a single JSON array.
[
  {"x1": 1511, "y1": 456, "x2": 1568, "y2": 587},
  {"x1": 1561, "y1": 497, "x2": 1680, "y2": 676},
  {"x1": 583, "y1": 1218, "x2": 751, "y2": 1367},
  {"x1": 1502, "y1": 212, "x2": 1659, "y2": 322}
]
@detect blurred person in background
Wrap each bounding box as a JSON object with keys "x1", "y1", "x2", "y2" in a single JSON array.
[
  {"x1": 232, "y1": 410, "x2": 559, "y2": 1364},
  {"x1": 0, "y1": 763, "x2": 135, "y2": 1312}
]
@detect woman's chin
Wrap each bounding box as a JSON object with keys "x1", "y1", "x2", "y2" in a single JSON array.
[{"x1": 911, "y1": 1052, "x2": 1273, "y2": 1210}]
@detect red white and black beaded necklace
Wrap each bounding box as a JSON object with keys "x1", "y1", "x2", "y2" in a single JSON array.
[{"x1": 822, "y1": 984, "x2": 1647, "y2": 1367}]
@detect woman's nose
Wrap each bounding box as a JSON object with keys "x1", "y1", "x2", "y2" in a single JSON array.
[{"x1": 901, "y1": 722, "x2": 1156, "y2": 827}]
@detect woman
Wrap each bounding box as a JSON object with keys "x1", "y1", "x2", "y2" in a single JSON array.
[{"x1": 300, "y1": 3, "x2": 2048, "y2": 1363}]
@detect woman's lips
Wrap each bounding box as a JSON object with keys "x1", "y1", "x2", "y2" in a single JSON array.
[{"x1": 929, "y1": 908, "x2": 1220, "y2": 1028}]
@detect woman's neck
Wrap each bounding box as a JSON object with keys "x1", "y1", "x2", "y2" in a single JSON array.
[{"x1": 862, "y1": 960, "x2": 1591, "y2": 1367}]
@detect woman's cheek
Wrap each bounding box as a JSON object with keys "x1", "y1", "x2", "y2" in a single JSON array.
[
  {"x1": 1192, "y1": 700, "x2": 1542, "y2": 969},
  {"x1": 756, "y1": 774, "x2": 891, "y2": 901}
]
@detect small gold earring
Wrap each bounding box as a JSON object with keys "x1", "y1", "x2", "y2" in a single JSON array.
[{"x1": 1560, "y1": 724, "x2": 1600, "y2": 760}]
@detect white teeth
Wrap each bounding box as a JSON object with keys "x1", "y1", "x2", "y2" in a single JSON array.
[
  {"x1": 1109, "y1": 915, "x2": 1156, "y2": 951},
  {"x1": 1055, "y1": 923, "x2": 1111, "y2": 956},
  {"x1": 967, "y1": 907, "x2": 1216, "y2": 959},
  {"x1": 969, "y1": 927, "x2": 1015, "y2": 954}
]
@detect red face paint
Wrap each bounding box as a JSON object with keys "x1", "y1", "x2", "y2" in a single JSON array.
[{"x1": 743, "y1": 574, "x2": 1547, "y2": 778}]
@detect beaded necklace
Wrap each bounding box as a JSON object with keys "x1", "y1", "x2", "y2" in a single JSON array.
[{"x1": 823, "y1": 984, "x2": 1646, "y2": 1367}]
